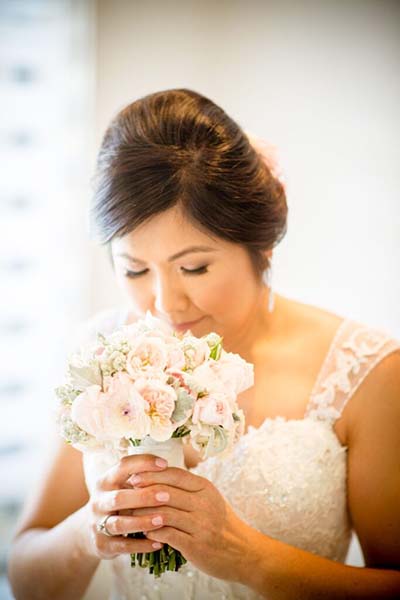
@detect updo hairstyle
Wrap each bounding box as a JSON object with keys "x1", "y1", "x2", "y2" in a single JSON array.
[{"x1": 90, "y1": 88, "x2": 288, "y2": 279}]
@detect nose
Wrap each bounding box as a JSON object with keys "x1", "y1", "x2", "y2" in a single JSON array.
[{"x1": 153, "y1": 272, "x2": 189, "y2": 316}]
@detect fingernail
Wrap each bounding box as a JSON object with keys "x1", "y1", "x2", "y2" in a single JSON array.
[
  {"x1": 155, "y1": 492, "x2": 169, "y2": 502},
  {"x1": 128, "y1": 474, "x2": 141, "y2": 485},
  {"x1": 152, "y1": 516, "x2": 163, "y2": 526},
  {"x1": 152, "y1": 542, "x2": 163, "y2": 549},
  {"x1": 155, "y1": 457, "x2": 168, "y2": 468}
]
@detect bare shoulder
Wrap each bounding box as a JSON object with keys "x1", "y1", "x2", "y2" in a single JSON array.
[
  {"x1": 344, "y1": 346, "x2": 400, "y2": 441},
  {"x1": 345, "y1": 348, "x2": 400, "y2": 568}
]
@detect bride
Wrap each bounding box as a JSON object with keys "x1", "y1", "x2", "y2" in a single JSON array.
[{"x1": 8, "y1": 88, "x2": 400, "y2": 599}]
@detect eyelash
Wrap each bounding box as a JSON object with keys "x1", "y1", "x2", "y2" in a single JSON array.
[{"x1": 123, "y1": 266, "x2": 209, "y2": 279}]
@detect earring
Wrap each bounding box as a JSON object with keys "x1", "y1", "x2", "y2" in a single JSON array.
[{"x1": 263, "y1": 262, "x2": 275, "y2": 313}]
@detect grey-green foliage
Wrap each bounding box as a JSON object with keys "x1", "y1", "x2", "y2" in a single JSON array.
[
  {"x1": 68, "y1": 359, "x2": 103, "y2": 391},
  {"x1": 172, "y1": 388, "x2": 195, "y2": 422}
]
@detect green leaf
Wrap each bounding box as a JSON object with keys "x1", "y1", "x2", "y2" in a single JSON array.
[
  {"x1": 129, "y1": 437, "x2": 143, "y2": 446},
  {"x1": 209, "y1": 341, "x2": 222, "y2": 360},
  {"x1": 172, "y1": 425, "x2": 191, "y2": 438}
]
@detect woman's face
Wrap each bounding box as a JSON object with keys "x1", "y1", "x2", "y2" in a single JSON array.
[{"x1": 111, "y1": 205, "x2": 270, "y2": 350}]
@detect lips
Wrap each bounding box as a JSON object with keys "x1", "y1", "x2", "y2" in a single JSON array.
[{"x1": 171, "y1": 317, "x2": 203, "y2": 331}]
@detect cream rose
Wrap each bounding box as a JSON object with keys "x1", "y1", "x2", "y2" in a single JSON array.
[{"x1": 125, "y1": 335, "x2": 169, "y2": 379}]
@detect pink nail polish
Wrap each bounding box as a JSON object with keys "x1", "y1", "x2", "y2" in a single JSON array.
[
  {"x1": 129, "y1": 474, "x2": 141, "y2": 485},
  {"x1": 155, "y1": 491, "x2": 169, "y2": 502},
  {"x1": 152, "y1": 542, "x2": 162, "y2": 549}
]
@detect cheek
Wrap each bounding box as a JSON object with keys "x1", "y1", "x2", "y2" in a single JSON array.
[
  {"x1": 195, "y1": 271, "x2": 239, "y2": 314},
  {"x1": 116, "y1": 276, "x2": 151, "y2": 312},
  {"x1": 198, "y1": 265, "x2": 258, "y2": 321}
]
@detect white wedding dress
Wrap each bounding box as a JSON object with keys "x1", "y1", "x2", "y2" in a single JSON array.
[{"x1": 76, "y1": 307, "x2": 400, "y2": 600}]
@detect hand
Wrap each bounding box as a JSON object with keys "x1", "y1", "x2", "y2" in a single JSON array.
[
  {"x1": 84, "y1": 453, "x2": 171, "y2": 560},
  {"x1": 128, "y1": 466, "x2": 254, "y2": 583}
]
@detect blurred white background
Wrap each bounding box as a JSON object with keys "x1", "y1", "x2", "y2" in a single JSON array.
[{"x1": 1, "y1": 0, "x2": 399, "y2": 598}]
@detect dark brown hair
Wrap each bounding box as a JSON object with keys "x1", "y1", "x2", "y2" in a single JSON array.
[{"x1": 89, "y1": 88, "x2": 288, "y2": 278}]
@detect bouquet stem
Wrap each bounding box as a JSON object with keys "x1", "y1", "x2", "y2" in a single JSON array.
[
  {"x1": 128, "y1": 531, "x2": 187, "y2": 576},
  {"x1": 127, "y1": 436, "x2": 188, "y2": 577}
]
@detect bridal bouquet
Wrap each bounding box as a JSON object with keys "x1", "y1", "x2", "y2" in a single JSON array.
[{"x1": 55, "y1": 310, "x2": 253, "y2": 577}]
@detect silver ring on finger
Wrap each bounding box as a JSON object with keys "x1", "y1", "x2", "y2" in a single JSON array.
[{"x1": 96, "y1": 514, "x2": 114, "y2": 537}]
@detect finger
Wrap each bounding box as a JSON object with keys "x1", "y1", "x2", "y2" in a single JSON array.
[
  {"x1": 102, "y1": 513, "x2": 165, "y2": 536},
  {"x1": 137, "y1": 507, "x2": 196, "y2": 535},
  {"x1": 126, "y1": 466, "x2": 207, "y2": 493},
  {"x1": 98, "y1": 535, "x2": 164, "y2": 557},
  {"x1": 96, "y1": 453, "x2": 168, "y2": 491},
  {"x1": 96, "y1": 483, "x2": 195, "y2": 514},
  {"x1": 144, "y1": 526, "x2": 191, "y2": 555},
  {"x1": 104, "y1": 506, "x2": 195, "y2": 536}
]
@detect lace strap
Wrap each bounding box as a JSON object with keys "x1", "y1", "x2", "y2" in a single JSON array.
[{"x1": 305, "y1": 319, "x2": 400, "y2": 423}]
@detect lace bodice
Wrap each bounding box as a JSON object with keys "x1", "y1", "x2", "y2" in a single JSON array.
[{"x1": 77, "y1": 307, "x2": 400, "y2": 600}]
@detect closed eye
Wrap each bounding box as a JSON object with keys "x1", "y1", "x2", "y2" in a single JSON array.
[
  {"x1": 123, "y1": 266, "x2": 209, "y2": 278},
  {"x1": 181, "y1": 265, "x2": 209, "y2": 275}
]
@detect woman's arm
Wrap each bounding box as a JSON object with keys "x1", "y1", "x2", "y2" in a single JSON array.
[
  {"x1": 7, "y1": 431, "x2": 171, "y2": 600},
  {"x1": 8, "y1": 506, "x2": 100, "y2": 600},
  {"x1": 7, "y1": 435, "x2": 100, "y2": 600},
  {"x1": 239, "y1": 350, "x2": 400, "y2": 599},
  {"x1": 242, "y1": 530, "x2": 400, "y2": 600}
]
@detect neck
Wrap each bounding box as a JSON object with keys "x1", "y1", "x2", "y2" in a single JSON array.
[{"x1": 222, "y1": 288, "x2": 287, "y2": 362}]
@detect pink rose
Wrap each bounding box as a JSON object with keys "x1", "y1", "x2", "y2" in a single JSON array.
[
  {"x1": 71, "y1": 372, "x2": 150, "y2": 441},
  {"x1": 126, "y1": 335, "x2": 168, "y2": 379},
  {"x1": 192, "y1": 351, "x2": 254, "y2": 398},
  {"x1": 217, "y1": 351, "x2": 254, "y2": 394},
  {"x1": 192, "y1": 391, "x2": 234, "y2": 430},
  {"x1": 166, "y1": 370, "x2": 192, "y2": 394},
  {"x1": 123, "y1": 311, "x2": 174, "y2": 342},
  {"x1": 181, "y1": 335, "x2": 211, "y2": 369},
  {"x1": 134, "y1": 377, "x2": 177, "y2": 441},
  {"x1": 165, "y1": 343, "x2": 186, "y2": 370}
]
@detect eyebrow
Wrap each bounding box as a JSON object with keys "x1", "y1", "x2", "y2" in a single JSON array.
[{"x1": 115, "y1": 245, "x2": 217, "y2": 264}]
